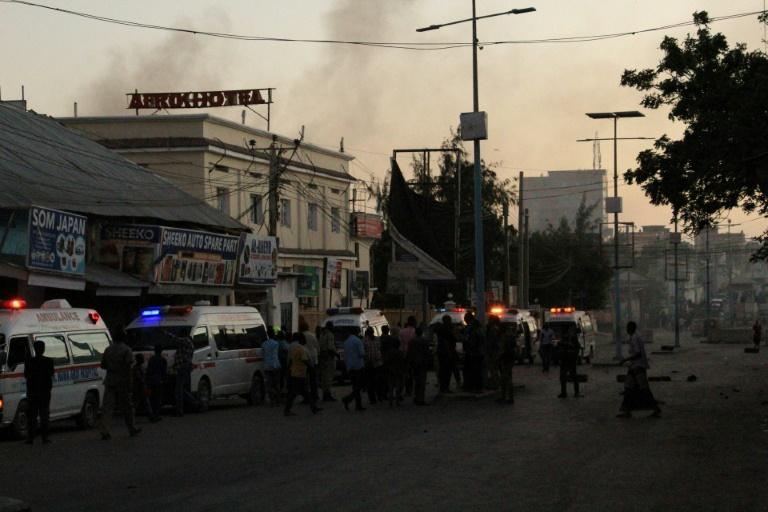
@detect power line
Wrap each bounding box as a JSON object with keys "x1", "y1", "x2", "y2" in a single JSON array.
[{"x1": 2, "y1": 1, "x2": 763, "y2": 50}]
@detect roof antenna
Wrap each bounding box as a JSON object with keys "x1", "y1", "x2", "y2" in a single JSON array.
[
  {"x1": 21, "y1": 85, "x2": 25, "y2": 101},
  {"x1": 339, "y1": 137, "x2": 345, "y2": 153},
  {"x1": 241, "y1": 109, "x2": 246, "y2": 125}
]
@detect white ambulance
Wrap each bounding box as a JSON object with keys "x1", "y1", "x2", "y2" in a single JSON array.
[
  {"x1": 125, "y1": 304, "x2": 268, "y2": 411},
  {"x1": 544, "y1": 307, "x2": 597, "y2": 363},
  {"x1": 491, "y1": 307, "x2": 540, "y2": 364},
  {"x1": 321, "y1": 307, "x2": 389, "y2": 379},
  {"x1": 0, "y1": 298, "x2": 110, "y2": 438}
]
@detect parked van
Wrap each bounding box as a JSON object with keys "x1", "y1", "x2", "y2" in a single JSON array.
[
  {"x1": 544, "y1": 307, "x2": 597, "y2": 363},
  {"x1": 492, "y1": 307, "x2": 539, "y2": 364},
  {"x1": 125, "y1": 304, "x2": 268, "y2": 411},
  {"x1": 0, "y1": 298, "x2": 110, "y2": 438},
  {"x1": 321, "y1": 308, "x2": 389, "y2": 378}
]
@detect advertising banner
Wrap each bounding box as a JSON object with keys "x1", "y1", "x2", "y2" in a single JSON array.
[
  {"x1": 351, "y1": 270, "x2": 370, "y2": 299},
  {"x1": 295, "y1": 265, "x2": 320, "y2": 297},
  {"x1": 238, "y1": 234, "x2": 278, "y2": 286},
  {"x1": 98, "y1": 224, "x2": 161, "y2": 280},
  {"x1": 156, "y1": 228, "x2": 239, "y2": 286},
  {"x1": 27, "y1": 206, "x2": 87, "y2": 276},
  {"x1": 324, "y1": 257, "x2": 343, "y2": 289}
]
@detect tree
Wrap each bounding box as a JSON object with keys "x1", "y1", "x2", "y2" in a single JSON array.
[
  {"x1": 525, "y1": 197, "x2": 612, "y2": 310},
  {"x1": 620, "y1": 11, "x2": 768, "y2": 259}
]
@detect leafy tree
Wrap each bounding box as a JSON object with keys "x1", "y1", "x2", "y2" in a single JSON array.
[
  {"x1": 621, "y1": 11, "x2": 768, "y2": 259},
  {"x1": 525, "y1": 197, "x2": 612, "y2": 310}
]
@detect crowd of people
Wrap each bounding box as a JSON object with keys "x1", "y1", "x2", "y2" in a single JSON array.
[{"x1": 21, "y1": 313, "x2": 663, "y2": 444}]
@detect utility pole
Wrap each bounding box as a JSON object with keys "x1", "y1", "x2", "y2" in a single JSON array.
[
  {"x1": 727, "y1": 219, "x2": 734, "y2": 326},
  {"x1": 268, "y1": 134, "x2": 279, "y2": 237},
  {"x1": 455, "y1": 151, "x2": 461, "y2": 274},
  {"x1": 673, "y1": 214, "x2": 680, "y2": 348},
  {"x1": 524, "y1": 208, "x2": 530, "y2": 308},
  {"x1": 503, "y1": 200, "x2": 510, "y2": 305},
  {"x1": 705, "y1": 225, "x2": 711, "y2": 336},
  {"x1": 517, "y1": 171, "x2": 525, "y2": 307}
]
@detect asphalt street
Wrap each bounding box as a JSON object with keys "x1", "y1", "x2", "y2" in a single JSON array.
[{"x1": 2, "y1": 332, "x2": 767, "y2": 512}]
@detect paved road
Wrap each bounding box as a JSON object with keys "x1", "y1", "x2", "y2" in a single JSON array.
[{"x1": 2, "y1": 332, "x2": 768, "y2": 511}]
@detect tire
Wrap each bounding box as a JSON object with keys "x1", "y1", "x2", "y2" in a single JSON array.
[
  {"x1": 76, "y1": 392, "x2": 99, "y2": 430},
  {"x1": 12, "y1": 400, "x2": 30, "y2": 440},
  {"x1": 196, "y1": 378, "x2": 212, "y2": 413},
  {"x1": 247, "y1": 374, "x2": 265, "y2": 406}
]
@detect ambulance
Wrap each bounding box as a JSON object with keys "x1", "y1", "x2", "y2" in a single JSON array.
[
  {"x1": 125, "y1": 304, "x2": 268, "y2": 411},
  {"x1": 490, "y1": 306, "x2": 540, "y2": 364},
  {"x1": 0, "y1": 298, "x2": 110, "y2": 438},
  {"x1": 321, "y1": 307, "x2": 389, "y2": 379},
  {"x1": 544, "y1": 307, "x2": 597, "y2": 364}
]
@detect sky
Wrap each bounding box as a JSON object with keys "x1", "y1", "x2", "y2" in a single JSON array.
[{"x1": 1, "y1": 0, "x2": 767, "y2": 240}]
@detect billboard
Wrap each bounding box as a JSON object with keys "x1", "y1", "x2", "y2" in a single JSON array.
[
  {"x1": 98, "y1": 224, "x2": 161, "y2": 280},
  {"x1": 127, "y1": 89, "x2": 272, "y2": 110},
  {"x1": 324, "y1": 257, "x2": 343, "y2": 289},
  {"x1": 238, "y1": 234, "x2": 278, "y2": 286},
  {"x1": 27, "y1": 206, "x2": 87, "y2": 276},
  {"x1": 156, "y1": 228, "x2": 239, "y2": 286}
]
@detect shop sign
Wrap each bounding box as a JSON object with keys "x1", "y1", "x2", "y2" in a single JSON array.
[
  {"x1": 324, "y1": 257, "x2": 343, "y2": 290},
  {"x1": 238, "y1": 234, "x2": 278, "y2": 286},
  {"x1": 295, "y1": 265, "x2": 320, "y2": 298},
  {"x1": 98, "y1": 224, "x2": 161, "y2": 281},
  {"x1": 127, "y1": 88, "x2": 271, "y2": 110},
  {"x1": 156, "y1": 228, "x2": 239, "y2": 286},
  {"x1": 351, "y1": 213, "x2": 383, "y2": 239},
  {"x1": 27, "y1": 206, "x2": 87, "y2": 276}
]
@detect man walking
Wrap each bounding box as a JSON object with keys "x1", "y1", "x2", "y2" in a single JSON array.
[
  {"x1": 618, "y1": 321, "x2": 661, "y2": 418},
  {"x1": 318, "y1": 322, "x2": 338, "y2": 402},
  {"x1": 539, "y1": 323, "x2": 555, "y2": 372},
  {"x1": 172, "y1": 334, "x2": 195, "y2": 416},
  {"x1": 497, "y1": 323, "x2": 517, "y2": 405},
  {"x1": 435, "y1": 315, "x2": 458, "y2": 394},
  {"x1": 407, "y1": 327, "x2": 432, "y2": 405},
  {"x1": 363, "y1": 327, "x2": 384, "y2": 405},
  {"x1": 284, "y1": 333, "x2": 321, "y2": 416},
  {"x1": 399, "y1": 316, "x2": 417, "y2": 396},
  {"x1": 557, "y1": 325, "x2": 581, "y2": 398},
  {"x1": 300, "y1": 319, "x2": 320, "y2": 402},
  {"x1": 99, "y1": 335, "x2": 141, "y2": 440},
  {"x1": 342, "y1": 330, "x2": 366, "y2": 411},
  {"x1": 262, "y1": 327, "x2": 281, "y2": 406},
  {"x1": 463, "y1": 312, "x2": 484, "y2": 393},
  {"x1": 145, "y1": 344, "x2": 167, "y2": 422},
  {"x1": 24, "y1": 340, "x2": 54, "y2": 445}
]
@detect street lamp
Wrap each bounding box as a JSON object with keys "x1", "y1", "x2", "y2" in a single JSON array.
[
  {"x1": 417, "y1": 3, "x2": 535, "y2": 323},
  {"x1": 585, "y1": 110, "x2": 644, "y2": 359}
]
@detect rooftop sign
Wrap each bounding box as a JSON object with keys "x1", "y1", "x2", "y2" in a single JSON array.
[{"x1": 127, "y1": 88, "x2": 273, "y2": 110}]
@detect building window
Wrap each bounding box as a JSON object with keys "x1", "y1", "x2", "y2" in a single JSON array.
[
  {"x1": 308, "y1": 183, "x2": 318, "y2": 190},
  {"x1": 216, "y1": 187, "x2": 230, "y2": 214},
  {"x1": 213, "y1": 164, "x2": 229, "y2": 173},
  {"x1": 308, "y1": 203, "x2": 319, "y2": 231},
  {"x1": 280, "y1": 199, "x2": 291, "y2": 227},
  {"x1": 331, "y1": 207, "x2": 341, "y2": 233},
  {"x1": 250, "y1": 194, "x2": 264, "y2": 225}
]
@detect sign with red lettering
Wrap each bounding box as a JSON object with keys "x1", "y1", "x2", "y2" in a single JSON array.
[{"x1": 127, "y1": 89, "x2": 272, "y2": 110}]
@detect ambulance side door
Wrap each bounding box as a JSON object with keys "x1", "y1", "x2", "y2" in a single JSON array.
[{"x1": 33, "y1": 334, "x2": 71, "y2": 417}]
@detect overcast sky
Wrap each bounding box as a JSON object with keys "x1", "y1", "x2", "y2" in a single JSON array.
[{"x1": 2, "y1": 0, "x2": 766, "y2": 239}]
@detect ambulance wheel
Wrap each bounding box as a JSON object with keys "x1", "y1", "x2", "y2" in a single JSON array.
[
  {"x1": 76, "y1": 392, "x2": 99, "y2": 430},
  {"x1": 247, "y1": 374, "x2": 265, "y2": 406},
  {"x1": 196, "y1": 378, "x2": 211, "y2": 413},
  {"x1": 12, "y1": 400, "x2": 30, "y2": 440}
]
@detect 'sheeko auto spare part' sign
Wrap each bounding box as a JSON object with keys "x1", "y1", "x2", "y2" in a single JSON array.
[
  {"x1": 127, "y1": 88, "x2": 272, "y2": 110},
  {"x1": 156, "y1": 228, "x2": 240, "y2": 287},
  {"x1": 27, "y1": 206, "x2": 87, "y2": 275}
]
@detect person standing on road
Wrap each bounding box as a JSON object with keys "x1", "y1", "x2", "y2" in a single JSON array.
[
  {"x1": 172, "y1": 334, "x2": 195, "y2": 417},
  {"x1": 24, "y1": 340, "x2": 54, "y2": 445},
  {"x1": 539, "y1": 323, "x2": 555, "y2": 372},
  {"x1": 408, "y1": 327, "x2": 432, "y2": 405},
  {"x1": 318, "y1": 322, "x2": 338, "y2": 402},
  {"x1": 132, "y1": 353, "x2": 150, "y2": 418},
  {"x1": 497, "y1": 322, "x2": 517, "y2": 405},
  {"x1": 363, "y1": 327, "x2": 384, "y2": 405},
  {"x1": 99, "y1": 336, "x2": 141, "y2": 440},
  {"x1": 262, "y1": 328, "x2": 281, "y2": 406},
  {"x1": 557, "y1": 325, "x2": 581, "y2": 398},
  {"x1": 485, "y1": 316, "x2": 502, "y2": 389},
  {"x1": 276, "y1": 330, "x2": 290, "y2": 396},
  {"x1": 435, "y1": 315, "x2": 458, "y2": 394},
  {"x1": 753, "y1": 319, "x2": 762, "y2": 350},
  {"x1": 463, "y1": 312, "x2": 484, "y2": 393},
  {"x1": 342, "y1": 330, "x2": 366, "y2": 411},
  {"x1": 617, "y1": 321, "x2": 661, "y2": 418},
  {"x1": 284, "y1": 332, "x2": 321, "y2": 416},
  {"x1": 381, "y1": 325, "x2": 405, "y2": 405},
  {"x1": 145, "y1": 344, "x2": 167, "y2": 422},
  {"x1": 399, "y1": 316, "x2": 417, "y2": 396},
  {"x1": 300, "y1": 319, "x2": 320, "y2": 402}
]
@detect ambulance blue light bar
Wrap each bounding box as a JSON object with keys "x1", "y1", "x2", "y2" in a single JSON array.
[{"x1": 141, "y1": 308, "x2": 162, "y2": 317}]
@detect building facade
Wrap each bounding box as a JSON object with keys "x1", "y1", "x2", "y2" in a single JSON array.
[
  {"x1": 523, "y1": 169, "x2": 606, "y2": 234},
  {"x1": 62, "y1": 114, "x2": 381, "y2": 330}
]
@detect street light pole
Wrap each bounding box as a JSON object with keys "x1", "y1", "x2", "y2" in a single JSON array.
[{"x1": 417, "y1": 4, "x2": 535, "y2": 323}]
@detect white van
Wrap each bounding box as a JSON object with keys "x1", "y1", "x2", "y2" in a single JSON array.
[
  {"x1": 0, "y1": 298, "x2": 110, "y2": 438},
  {"x1": 493, "y1": 307, "x2": 539, "y2": 364},
  {"x1": 125, "y1": 304, "x2": 268, "y2": 411},
  {"x1": 544, "y1": 307, "x2": 597, "y2": 363},
  {"x1": 321, "y1": 308, "x2": 389, "y2": 377}
]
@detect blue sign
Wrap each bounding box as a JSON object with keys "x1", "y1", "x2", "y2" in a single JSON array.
[
  {"x1": 156, "y1": 228, "x2": 240, "y2": 286},
  {"x1": 27, "y1": 206, "x2": 87, "y2": 275}
]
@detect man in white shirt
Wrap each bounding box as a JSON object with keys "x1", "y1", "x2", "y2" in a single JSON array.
[{"x1": 618, "y1": 321, "x2": 661, "y2": 418}]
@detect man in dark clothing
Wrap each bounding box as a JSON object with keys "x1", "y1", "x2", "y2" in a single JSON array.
[
  {"x1": 24, "y1": 340, "x2": 54, "y2": 445},
  {"x1": 462, "y1": 313, "x2": 484, "y2": 393},
  {"x1": 172, "y1": 334, "x2": 195, "y2": 416},
  {"x1": 435, "y1": 315, "x2": 458, "y2": 394},
  {"x1": 497, "y1": 323, "x2": 517, "y2": 404},
  {"x1": 558, "y1": 325, "x2": 581, "y2": 398},
  {"x1": 99, "y1": 337, "x2": 141, "y2": 440},
  {"x1": 407, "y1": 327, "x2": 432, "y2": 405},
  {"x1": 145, "y1": 344, "x2": 167, "y2": 422}
]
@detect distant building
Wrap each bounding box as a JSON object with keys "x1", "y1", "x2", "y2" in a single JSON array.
[
  {"x1": 634, "y1": 225, "x2": 670, "y2": 252},
  {"x1": 523, "y1": 170, "x2": 606, "y2": 233}
]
